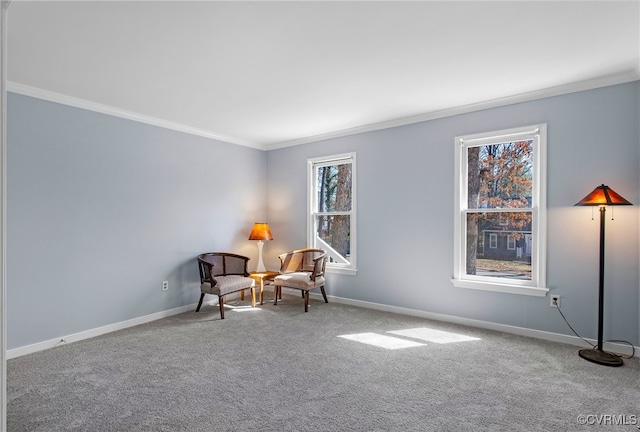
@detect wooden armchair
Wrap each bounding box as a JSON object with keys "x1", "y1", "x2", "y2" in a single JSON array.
[
  {"x1": 273, "y1": 248, "x2": 328, "y2": 312},
  {"x1": 196, "y1": 252, "x2": 256, "y2": 319}
]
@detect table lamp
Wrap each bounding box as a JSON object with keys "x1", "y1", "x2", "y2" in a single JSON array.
[
  {"x1": 248, "y1": 222, "x2": 273, "y2": 272},
  {"x1": 574, "y1": 184, "x2": 632, "y2": 367}
]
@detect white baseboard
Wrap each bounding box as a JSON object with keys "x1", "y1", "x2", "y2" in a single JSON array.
[
  {"x1": 305, "y1": 291, "x2": 639, "y2": 358},
  {"x1": 7, "y1": 303, "x2": 198, "y2": 359},
  {"x1": 6, "y1": 292, "x2": 251, "y2": 360},
  {"x1": 8, "y1": 290, "x2": 638, "y2": 360}
]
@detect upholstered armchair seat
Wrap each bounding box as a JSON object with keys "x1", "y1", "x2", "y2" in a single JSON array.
[
  {"x1": 200, "y1": 275, "x2": 255, "y2": 296},
  {"x1": 273, "y1": 272, "x2": 325, "y2": 291}
]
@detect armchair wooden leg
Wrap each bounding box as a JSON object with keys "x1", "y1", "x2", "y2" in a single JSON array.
[
  {"x1": 274, "y1": 286, "x2": 279, "y2": 305},
  {"x1": 304, "y1": 291, "x2": 309, "y2": 312},
  {"x1": 218, "y1": 296, "x2": 225, "y2": 319},
  {"x1": 196, "y1": 293, "x2": 205, "y2": 312},
  {"x1": 320, "y1": 286, "x2": 328, "y2": 303}
]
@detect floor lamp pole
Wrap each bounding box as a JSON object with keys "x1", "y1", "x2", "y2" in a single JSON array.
[
  {"x1": 578, "y1": 205, "x2": 623, "y2": 367},
  {"x1": 596, "y1": 205, "x2": 605, "y2": 351}
]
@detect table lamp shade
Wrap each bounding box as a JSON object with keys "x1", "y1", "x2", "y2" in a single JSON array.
[{"x1": 248, "y1": 223, "x2": 273, "y2": 241}]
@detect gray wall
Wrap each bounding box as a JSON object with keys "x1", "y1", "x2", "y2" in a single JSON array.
[
  {"x1": 7, "y1": 82, "x2": 640, "y2": 352},
  {"x1": 7, "y1": 93, "x2": 267, "y2": 350},
  {"x1": 267, "y1": 81, "x2": 640, "y2": 346}
]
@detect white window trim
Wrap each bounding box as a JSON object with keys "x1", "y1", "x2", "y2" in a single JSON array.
[
  {"x1": 489, "y1": 233, "x2": 498, "y2": 249},
  {"x1": 307, "y1": 152, "x2": 357, "y2": 275},
  {"x1": 452, "y1": 124, "x2": 548, "y2": 297},
  {"x1": 507, "y1": 235, "x2": 516, "y2": 251}
]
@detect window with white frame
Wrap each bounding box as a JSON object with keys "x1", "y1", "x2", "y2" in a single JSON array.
[
  {"x1": 452, "y1": 125, "x2": 547, "y2": 296},
  {"x1": 308, "y1": 153, "x2": 357, "y2": 274}
]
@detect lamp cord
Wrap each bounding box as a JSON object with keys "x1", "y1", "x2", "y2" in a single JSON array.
[
  {"x1": 555, "y1": 304, "x2": 635, "y2": 359},
  {"x1": 604, "y1": 340, "x2": 635, "y2": 359},
  {"x1": 555, "y1": 305, "x2": 595, "y2": 348}
]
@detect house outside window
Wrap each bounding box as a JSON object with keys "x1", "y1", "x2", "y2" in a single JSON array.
[
  {"x1": 453, "y1": 125, "x2": 547, "y2": 297},
  {"x1": 308, "y1": 153, "x2": 357, "y2": 275}
]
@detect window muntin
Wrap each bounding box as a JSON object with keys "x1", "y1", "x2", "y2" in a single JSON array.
[
  {"x1": 308, "y1": 153, "x2": 356, "y2": 274},
  {"x1": 453, "y1": 125, "x2": 547, "y2": 296}
]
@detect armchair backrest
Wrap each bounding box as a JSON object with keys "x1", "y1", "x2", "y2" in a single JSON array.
[
  {"x1": 197, "y1": 252, "x2": 250, "y2": 283},
  {"x1": 278, "y1": 248, "x2": 327, "y2": 281}
]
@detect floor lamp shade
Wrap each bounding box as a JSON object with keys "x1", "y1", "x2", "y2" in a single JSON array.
[
  {"x1": 574, "y1": 184, "x2": 632, "y2": 367},
  {"x1": 248, "y1": 223, "x2": 273, "y2": 272}
]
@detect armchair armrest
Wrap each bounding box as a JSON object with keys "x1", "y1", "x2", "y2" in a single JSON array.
[{"x1": 309, "y1": 253, "x2": 327, "y2": 281}]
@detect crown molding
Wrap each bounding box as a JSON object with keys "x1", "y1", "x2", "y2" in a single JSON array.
[
  {"x1": 6, "y1": 81, "x2": 264, "y2": 150},
  {"x1": 265, "y1": 70, "x2": 640, "y2": 151},
  {"x1": 8, "y1": 69, "x2": 640, "y2": 153}
]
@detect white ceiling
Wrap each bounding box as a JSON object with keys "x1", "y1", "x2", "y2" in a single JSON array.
[{"x1": 6, "y1": 1, "x2": 640, "y2": 150}]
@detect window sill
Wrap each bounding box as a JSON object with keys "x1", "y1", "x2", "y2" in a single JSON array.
[
  {"x1": 451, "y1": 278, "x2": 548, "y2": 297},
  {"x1": 326, "y1": 266, "x2": 357, "y2": 275}
]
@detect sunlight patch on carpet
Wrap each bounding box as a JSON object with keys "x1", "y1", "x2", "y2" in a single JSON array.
[
  {"x1": 388, "y1": 328, "x2": 480, "y2": 344},
  {"x1": 226, "y1": 305, "x2": 263, "y2": 313},
  {"x1": 338, "y1": 333, "x2": 426, "y2": 349}
]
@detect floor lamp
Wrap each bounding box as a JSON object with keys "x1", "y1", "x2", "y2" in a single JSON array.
[
  {"x1": 574, "y1": 184, "x2": 632, "y2": 367},
  {"x1": 248, "y1": 222, "x2": 273, "y2": 273}
]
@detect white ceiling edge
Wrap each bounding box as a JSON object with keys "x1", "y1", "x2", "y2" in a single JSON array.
[
  {"x1": 8, "y1": 69, "x2": 640, "y2": 153},
  {"x1": 266, "y1": 70, "x2": 640, "y2": 151}
]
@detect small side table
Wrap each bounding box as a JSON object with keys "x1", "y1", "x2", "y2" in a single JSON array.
[{"x1": 248, "y1": 271, "x2": 279, "y2": 305}]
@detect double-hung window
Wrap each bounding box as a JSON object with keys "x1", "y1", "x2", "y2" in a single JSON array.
[
  {"x1": 308, "y1": 153, "x2": 357, "y2": 275},
  {"x1": 453, "y1": 125, "x2": 547, "y2": 296}
]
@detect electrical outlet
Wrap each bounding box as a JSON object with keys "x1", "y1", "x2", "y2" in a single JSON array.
[
  {"x1": 550, "y1": 295, "x2": 560, "y2": 308},
  {"x1": 162, "y1": 281, "x2": 168, "y2": 291}
]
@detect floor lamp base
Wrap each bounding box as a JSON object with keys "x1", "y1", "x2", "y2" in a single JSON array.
[{"x1": 578, "y1": 348, "x2": 623, "y2": 367}]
